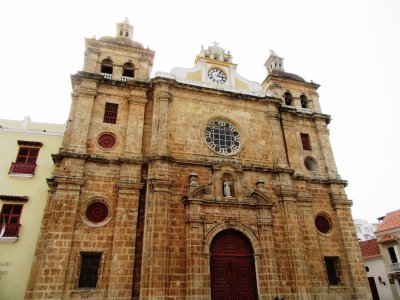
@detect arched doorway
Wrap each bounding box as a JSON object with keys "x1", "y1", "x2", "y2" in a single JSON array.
[{"x1": 210, "y1": 229, "x2": 258, "y2": 300}]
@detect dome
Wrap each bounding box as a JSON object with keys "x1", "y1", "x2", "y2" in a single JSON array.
[
  {"x1": 99, "y1": 36, "x2": 144, "y2": 48},
  {"x1": 270, "y1": 70, "x2": 305, "y2": 82}
]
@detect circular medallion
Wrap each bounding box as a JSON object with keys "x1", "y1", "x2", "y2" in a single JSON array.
[
  {"x1": 86, "y1": 201, "x2": 109, "y2": 223},
  {"x1": 204, "y1": 120, "x2": 241, "y2": 155},
  {"x1": 208, "y1": 68, "x2": 227, "y2": 84},
  {"x1": 304, "y1": 156, "x2": 317, "y2": 171},
  {"x1": 315, "y1": 214, "x2": 331, "y2": 234},
  {"x1": 98, "y1": 133, "x2": 116, "y2": 149}
]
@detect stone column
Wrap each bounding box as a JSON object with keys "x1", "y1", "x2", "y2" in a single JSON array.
[
  {"x1": 139, "y1": 178, "x2": 173, "y2": 299},
  {"x1": 25, "y1": 175, "x2": 85, "y2": 299},
  {"x1": 107, "y1": 180, "x2": 143, "y2": 299},
  {"x1": 330, "y1": 188, "x2": 370, "y2": 298},
  {"x1": 278, "y1": 184, "x2": 312, "y2": 299}
]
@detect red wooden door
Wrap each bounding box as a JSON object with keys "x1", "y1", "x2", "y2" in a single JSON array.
[{"x1": 210, "y1": 230, "x2": 258, "y2": 300}]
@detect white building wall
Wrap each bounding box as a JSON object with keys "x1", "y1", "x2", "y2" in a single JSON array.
[{"x1": 364, "y1": 257, "x2": 395, "y2": 300}]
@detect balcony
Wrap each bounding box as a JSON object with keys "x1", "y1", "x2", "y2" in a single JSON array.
[
  {"x1": 121, "y1": 75, "x2": 134, "y2": 82},
  {"x1": 0, "y1": 223, "x2": 21, "y2": 238},
  {"x1": 9, "y1": 162, "x2": 36, "y2": 176},
  {"x1": 386, "y1": 262, "x2": 400, "y2": 275},
  {"x1": 100, "y1": 72, "x2": 112, "y2": 79}
]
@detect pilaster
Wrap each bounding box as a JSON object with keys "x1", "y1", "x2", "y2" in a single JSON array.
[
  {"x1": 330, "y1": 189, "x2": 370, "y2": 298},
  {"x1": 123, "y1": 90, "x2": 147, "y2": 160},
  {"x1": 314, "y1": 119, "x2": 340, "y2": 179},
  {"x1": 278, "y1": 184, "x2": 312, "y2": 299},
  {"x1": 150, "y1": 82, "x2": 172, "y2": 157},
  {"x1": 107, "y1": 180, "x2": 143, "y2": 299},
  {"x1": 265, "y1": 109, "x2": 289, "y2": 168},
  {"x1": 65, "y1": 77, "x2": 98, "y2": 154},
  {"x1": 25, "y1": 176, "x2": 85, "y2": 299},
  {"x1": 139, "y1": 178, "x2": 173, "y2": 299}
]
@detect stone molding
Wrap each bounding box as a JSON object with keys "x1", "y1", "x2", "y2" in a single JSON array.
[
  {"x1": 330, "y1": 193, "x2": 353, "y2": 209},
  {"x1": 47, "y1": 176, "x2": 85, "y2": 191},
  {"x1": 148, "y1": 178, "x2": 173, "y2": 192},
  {"x1": 117, "y1": 180, "x2": 143, "y2": 194}
]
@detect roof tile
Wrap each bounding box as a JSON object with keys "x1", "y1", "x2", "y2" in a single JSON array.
[
  {"x1": 375, "y1": 209, "x2": 400, "y2": 233},
  {"x1": 359, "y1": 239, "x2": 381, "y2": 259}
]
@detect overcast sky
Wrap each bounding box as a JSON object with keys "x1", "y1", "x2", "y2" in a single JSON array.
[{"x1": 1, "y1": 0, "x2": 399, "y2": 222}]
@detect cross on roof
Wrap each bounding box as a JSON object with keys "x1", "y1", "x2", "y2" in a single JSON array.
[{"x1": 212, "y1": 40, "x2": 219, "y2": 47}]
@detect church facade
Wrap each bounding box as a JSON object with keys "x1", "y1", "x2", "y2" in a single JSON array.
[{"x1": 25, "y1": 19, "x2": 370, "y2": 299}]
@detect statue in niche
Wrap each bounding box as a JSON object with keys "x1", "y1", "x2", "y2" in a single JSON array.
[{"x1": 223, "y1": 179, "x2": 232, "y2": 197}]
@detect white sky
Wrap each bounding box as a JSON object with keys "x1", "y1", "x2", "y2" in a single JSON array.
[{"x1": 1, "y1": 0, "x2": 399, "y2": 222}]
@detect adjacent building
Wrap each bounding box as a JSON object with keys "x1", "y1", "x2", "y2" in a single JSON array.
[
  {"x1": 25, "y1": 19, "x2": 370, "y2": 299},
  {"x1": 355, "y1": 219, "x2": 378, "y2": 241},
  {"x1": 360, "y1": 239, "x2": 393, "y2": 299},
  {"x1": 375, "y1": 209, "x2": 400, "y2": 299},
  {"x1": 0, "y1": 117, "x2": 65, "y2": 300}
]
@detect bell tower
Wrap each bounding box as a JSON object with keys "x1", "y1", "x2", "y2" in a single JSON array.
[{"x1": 83, "y1": 18, "x2": 154, "y2": 81}]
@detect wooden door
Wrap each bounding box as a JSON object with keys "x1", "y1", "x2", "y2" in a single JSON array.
[{"x1": 210, "y1": 230, "x2": 258, "y2": 300}]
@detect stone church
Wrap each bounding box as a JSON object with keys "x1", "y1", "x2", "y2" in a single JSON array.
[{"x1": 25, "y1": 19, "x2": 370, "y2": 299}]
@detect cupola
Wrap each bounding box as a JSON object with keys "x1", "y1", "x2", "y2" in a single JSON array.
[
  {"x1": 265, "y1": 50, "x2": 284, "y2": 74},
  {"x1": 116, "y1": 17, "x2": 133, "y2": 39}
]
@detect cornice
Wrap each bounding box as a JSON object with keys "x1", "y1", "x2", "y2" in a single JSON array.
[
  {"x1": 151, "y1": 73, "x2": 281, "y2": 104},
  {"x1": 71, "y1": 71, "x2": 151, "y2": 90},
  {"x1": 279, "y1": 107, "x2": 331, "y2": 124}
]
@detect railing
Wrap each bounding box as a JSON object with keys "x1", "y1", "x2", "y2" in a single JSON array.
[
  {"x1": 100, "y1": 73, "x2": 112, "y2": 79},
  {"x1": 0, "y1": 223, "x2": 21, "y2": 237},
  {"x1": 386, "y1": 262, "x2": 400, "y2": 274},
  {"x1": 302, "y1": 108, "x2": 313, "y2": 114},
  {"x1": 121, "y1": 76, "x2": 134, "y2": 82},
  {"x1": 9, "y1": 162, "x2": 36, "y2": 175}
]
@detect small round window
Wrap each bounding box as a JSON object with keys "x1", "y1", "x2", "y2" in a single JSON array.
[
  {"x1": 98, "y1": 133, "x2": 116, "y2": 149},
  {"x1": 86, "y1": 201, "x2": 109, "y2": 223},
  {"x1": 315, "y1": 214, "x2": 331, "y2": 234},
  {"x1": 304, "y1": 156, "x2": 317, "y2": 171}
]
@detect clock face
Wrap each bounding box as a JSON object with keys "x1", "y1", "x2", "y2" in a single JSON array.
[
  {"x1": 208, "y1": 68, "x2": 227, "y2": 84},
  {"x1": 204, "y1": 120, "x2": 241, "y2": 155}
]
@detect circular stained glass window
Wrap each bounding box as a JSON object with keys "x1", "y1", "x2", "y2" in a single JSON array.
[
  {"x1": 204, "y1": 120, "x2": 241, "y2": 155},
  {"x1": 315, "y1": 215, "x2": 331, "y2": 234},
  {"x1": 86, "y1": 202, "x2": 109, "y2": 223},
  {"x1": 98, "y1": 133, "x2": 116, "y2": 149}
]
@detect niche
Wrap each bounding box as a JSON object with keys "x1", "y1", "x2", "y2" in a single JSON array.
[{"x1": 221, "y1": 173, "x2": 235, "y2": 197}]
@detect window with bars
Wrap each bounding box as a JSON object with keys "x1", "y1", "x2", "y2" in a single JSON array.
[
  {"x1": 103, "y1": 103, "x2": 118, "y2": 124},
  {"x1": 324, "y1": 256, "x2": 341, "y2": 285},
  {"x1": 300, "y1": 133, "x2": 311, "y2": 151},
  {"x1": 0, "y1": 204, "x2": 23, "y2": 237},
  {"x1": 78, "y1": 252, "x2": 102, "y2": 288}
]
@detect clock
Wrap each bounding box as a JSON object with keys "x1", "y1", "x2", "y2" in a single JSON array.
[
  {"x1": 204, "y1": 120, "x2": 241, "y2": 155},
  {"x1": 208, "y1": 68, "x2": 227, "y2": 84}
]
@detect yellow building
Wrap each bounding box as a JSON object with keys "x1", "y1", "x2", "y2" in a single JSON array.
[{"x1": 0, "y1": 117, "x2": 64, "y2": 300}]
